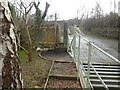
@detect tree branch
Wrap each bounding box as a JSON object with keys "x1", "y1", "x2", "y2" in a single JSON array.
[
  {"x1": 26, "y1": 3, "x2": 34, "y2": 14},
  {"x1": 42, "y1": 2, "x2": 50, "y2": 20},
  {"x1": 18, "y1": 44, "x2": 29, "y2": 54}
]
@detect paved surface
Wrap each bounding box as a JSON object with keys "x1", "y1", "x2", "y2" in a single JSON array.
[
  {"x1": 68, "y1": 30, "x2": 118, "y2": 64},
  {"x1": 42, "y1": 51, "x2": 73, "y2": 62},
  {"x1": 84, "y1": 34, "x2": 118, "y2": 59},
  {"x1": 78, "y1": 35, "x2": 118, "y2": 64}
]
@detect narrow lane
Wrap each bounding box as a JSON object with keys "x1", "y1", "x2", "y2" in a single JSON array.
[
  {"x1": 68, "y1": 27, "x2": 118, "y2": 64},
  {"x1": 83, "y1": 34, "x2": 118, "y2": 59}
]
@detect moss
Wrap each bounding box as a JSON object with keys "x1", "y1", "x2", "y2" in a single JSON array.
[
  {"x1": 18, "y1": 50, "x2": 52, "y2": 88},
  {"x1": 18, "y1": 50, "x2": 27, "y2": 64}
]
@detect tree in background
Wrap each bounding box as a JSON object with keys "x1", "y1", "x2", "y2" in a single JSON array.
[
  {"x1": 34, "y1": 2, "x2": 50, "y2": 26},
  {"x1": 34, "y1": 2, "x2": 50, "y2": 41},
  {"x1": 80, "y1": 2, "x2": 118, "y2": 39},
  {"x1": 13, "y1": 1, "x2": 34, "y2": 61},
  {"x1": 94, "y1": 2, "x2": 103, "y2": 19},
  {"x1": 8, "y1": 0, "x2": 50, "y2": 61},
  {"x1": 34, "y1": 2, "x2": 42, "y2": 25},
  {"x1": 8, "y1": 1, "x2": 34, "y2": 61}
]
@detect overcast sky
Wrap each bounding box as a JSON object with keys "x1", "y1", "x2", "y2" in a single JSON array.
[
  {"x1": 10, "y1": 0, "x2": 120, "y2": 20},
  {"x1": 38, "y1": 0, "x2": 120, "y2": 20}
]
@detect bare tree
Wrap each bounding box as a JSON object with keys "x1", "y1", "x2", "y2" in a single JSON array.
[
  {"x1": 19, "y1": 1, "x2": 34, "y2": 61},
  {"x1": 0, "y1": 1, "x2": 22, "y2": 89},
  {"x1": 10, "y1": 0, "x2": 50, "y2": 61},
  {"x1": 94, "y1": 2, "x2": 103, "y2": 19},
  {"x1": 34, "y1": 2, "x2": 50, "y2": 25}
]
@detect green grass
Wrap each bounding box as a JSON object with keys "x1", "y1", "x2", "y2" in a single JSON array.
[{"x1": 18, "y1": 50, "x2": 52, "y2": 88}]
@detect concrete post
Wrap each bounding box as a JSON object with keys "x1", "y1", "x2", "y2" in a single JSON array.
[{"x1": 64, "y1": 22, "x2": 68, "y2": 47}]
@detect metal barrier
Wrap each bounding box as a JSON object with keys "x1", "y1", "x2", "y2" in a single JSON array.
[{"x1": 67, "y1": 27, "x2": 120, "y2": 90}]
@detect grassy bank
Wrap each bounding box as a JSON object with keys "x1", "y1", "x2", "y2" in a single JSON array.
[{"x1": 18, "y1": 50, "x2": 52, "y2": 88}]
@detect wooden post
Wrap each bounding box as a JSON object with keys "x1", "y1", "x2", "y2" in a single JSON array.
[
  {"x1": 55, "y1": 13, "x2": 57, "y2": 44},
  {"x1": 64, "y1": 22, "x2": 68, "y2": 47}
]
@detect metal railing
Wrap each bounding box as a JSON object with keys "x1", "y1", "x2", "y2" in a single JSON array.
[{"x1": 67, "y1": 27, "x2": 120, "y2": 90}]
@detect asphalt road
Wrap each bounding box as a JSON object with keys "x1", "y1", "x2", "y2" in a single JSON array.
[
  {"x1": 84, "y1": 34, "x2": 118, "y2": 59},
  {"x1": 77, "y1": 34, "x2": 118, "y2": 64},
  {"x1": 69, "y1": 28, "x2": 118, "y2": 64}
]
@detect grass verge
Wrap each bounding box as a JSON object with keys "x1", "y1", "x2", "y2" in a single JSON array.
[{"x1": 18, "y1": 50, "x2": 52, "y2": 88}]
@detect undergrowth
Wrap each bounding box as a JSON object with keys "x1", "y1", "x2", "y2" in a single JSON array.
[{"x1": 18, "y1": 50, "x2": 52, "y2": 88}]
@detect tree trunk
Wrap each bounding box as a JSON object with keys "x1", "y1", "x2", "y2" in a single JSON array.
[
  {"x1": 0, "y1": 1, "x2": 22, "y2": 89},
  {"x1": 42, "y1": 2, "x2": 50, "y2": 20},
  {"x1": 25, "y1": 12, "x2": 32, "y2": 61}
]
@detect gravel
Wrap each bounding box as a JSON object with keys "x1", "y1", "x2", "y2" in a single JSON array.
[
  {"x1": 47, "y1": 78, "x2": 81, "y2": 88},
  {"x1": 51, "y1": 62, "x2": 77, "y2": 76}
]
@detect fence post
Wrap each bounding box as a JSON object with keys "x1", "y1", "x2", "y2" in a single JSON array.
[
  {"x1": 87, "y1": 42, "x2": 92, "y2": 89},
  {"x1": 73, "y1": 30, "x2": 76, "y2": 62},
  {"x1": 77, "y1": 34, "x2": 81, "y2": 79},
  {"x1": 67, "y1": 29, "x2": 70, "y2": 52},
  {"x1": 78, "y1": 34, "x2": 81, "y2": 63}
]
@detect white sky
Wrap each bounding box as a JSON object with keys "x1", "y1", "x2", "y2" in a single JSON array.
[
  {"x1": 10, "y1": 0, "x2": 120, "y2": 20},
  {"x1": 39, "y1": 0, "x2": 120, "y2": 20}
]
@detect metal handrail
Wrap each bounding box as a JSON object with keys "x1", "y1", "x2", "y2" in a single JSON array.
[
  {"x1": 76, "y1": 32, "x2": 120, "y2": 64},
  {"x1": 80, "y1": 48, "x2": 109, "y2": 90},
  {"x1": 91, "y1": 43, "x2": 120, "y2": 64},
  {"x1": 67, "y1": 27, "x2": 120, "y2": 90}
]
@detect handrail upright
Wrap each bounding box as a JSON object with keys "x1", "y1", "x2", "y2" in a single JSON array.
[{"x1": 87, "y1": 42, "x2": 92, "y2": 89}]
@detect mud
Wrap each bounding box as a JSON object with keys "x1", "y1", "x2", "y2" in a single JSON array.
[
  {"x1": 47, "y1": 78, "x2": 81, "y2": 88},
  {"x1": 51, "y1": 62, "x2": 77, "y2": 76}
]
